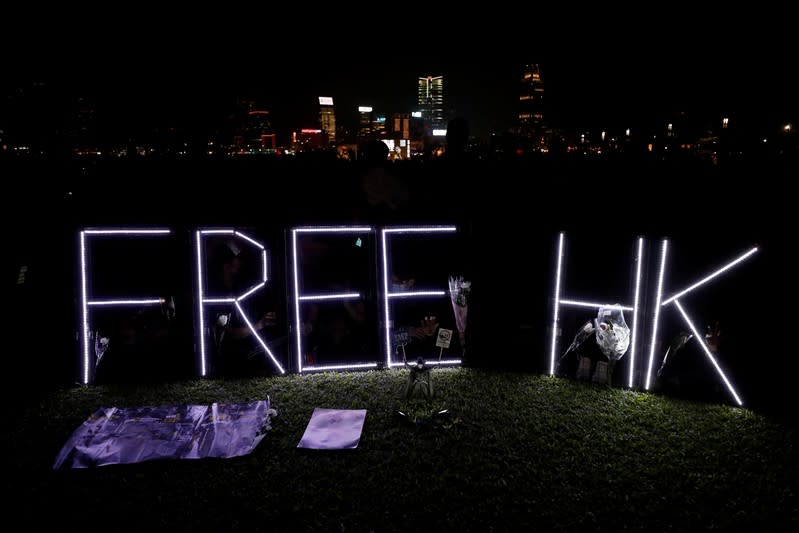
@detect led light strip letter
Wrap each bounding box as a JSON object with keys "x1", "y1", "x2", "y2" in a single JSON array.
[
  {"x1": 292, "y1": 226, "x2": 374, "y2": 372},
  {"x1": 80, "y1": 228, "x2": 171, "y2": 384},
  {"x1": 380, "y1": 226, "x2": 459, "y2": 368},
  {"x1": 196, "y1": 229, "x2": 284, "y2": 377}
]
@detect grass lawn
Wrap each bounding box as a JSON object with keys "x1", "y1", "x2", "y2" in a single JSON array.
[{"x1": 3, "y1": 368, "x2": 797, "y2": 532}]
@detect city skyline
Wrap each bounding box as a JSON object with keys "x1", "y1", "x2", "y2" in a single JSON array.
[{"x1": 3, "y1": 60, "x2": 796, "y2": 144}]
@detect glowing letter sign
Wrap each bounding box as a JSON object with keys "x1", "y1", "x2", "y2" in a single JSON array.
[
  {"x1": 380, "y1": 226, "x2": 460, "y2": 368},
  {"x1": 290, "y1": 226, "x2": 375, "y2": 373},
  {"x1": 79, "y1": 229, "x2": 171, "y2": 384},
  {"x1": 195, "y1": 229, "x2": 285, "y2": 378},
  {"x1": 549, "y1": 232, "x2": 645, "y2": 389}
]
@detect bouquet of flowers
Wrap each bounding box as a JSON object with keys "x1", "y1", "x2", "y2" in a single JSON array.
[
  {"x1": 448, "y1": 276, "x2": 471, "y2": 350},
  {"x1": 594, "y1": 306, "x2": 630, "y2": 361}
]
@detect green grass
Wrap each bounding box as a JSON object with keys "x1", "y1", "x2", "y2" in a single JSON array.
[{"x1": 4, "y1": 369, "x2": 797, "y2": 532}]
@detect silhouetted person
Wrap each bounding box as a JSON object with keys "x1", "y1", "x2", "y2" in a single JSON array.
[
  {"x1": 359, "y1": 139, "x2": 390, "y2": 164},
  {"x1": 705, "y1": 321, "x2": 722, "y2": 354},
  {"x1": 445, "y1": 117, "x2": 469, "y2": 159},
  {"x1": 356, "y1": 139, "x2": 409, "y2": 224}
]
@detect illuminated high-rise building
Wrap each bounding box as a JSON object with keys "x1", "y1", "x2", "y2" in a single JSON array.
[
  {"x1": 417, "y1": 75, "x2": 444, "y2": 129},
  {"x1": 241, "y1": 110, "x2": 276, "y2": 153},
  {"x1": 372, "y1": 114, "x2": 387, "y2": 137},
  {"x1": 358, "y1": 106, "x2": 373, "y2": 138},
  {"x1": 71, "y1": 96, "x2": 99, "y2": 156},
  {"x1": 392, "y1": 113, "x2": 411, "y2": 139},
  {"x1": 518, "y1": 64, "x2": 545, "y2": 137},
  {"x1": 230, "y1": 100, "x2": 276, "y2": 155},
  {"x1": 319, "y1": 96, "x2": 336, "y2": 144}
]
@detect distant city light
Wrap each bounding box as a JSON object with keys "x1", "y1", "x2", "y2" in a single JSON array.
[
  {"x1": 601, "y1": 131, "x2": 606, "y2": 141},
  {"x1": 723, "y1": 117, "x2": 729, "y2": 129},
  {"x1": 318, "y1": 97, "x2": 334, "y2": 106},
  {"x1": 667, "y1": 123, "x2": 673, "y2": 132},
  {"x1": 626, "y1": 128, "x2": 631, "y2": 137},
  {"x1": 785, "y1": 124, "x2": 792, "y2": 133},
  {"x1": 432, "y1": 129, "x2": 447, "y2": 136},
  {"x1": 358, "y1": 106, "x2": 373, "y2": 113},
  {"x1": 300, "y1": 129, "x2": 322, "y2": 134},
  {"x1": 411, "y1": 111, "x2": 422, "y2": 118}
]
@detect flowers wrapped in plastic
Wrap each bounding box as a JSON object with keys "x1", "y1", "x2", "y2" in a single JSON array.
[
  {"x1": 448, "y1": 276, "x2": 471, "y2": 352},
  {"x1": 594, "y1": 306, "x2": 630, "y2": 361}
]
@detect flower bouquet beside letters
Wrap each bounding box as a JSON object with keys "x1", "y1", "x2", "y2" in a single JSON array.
[{"x1": 448, "y1": 276, "x2": 471, "y2": 353}]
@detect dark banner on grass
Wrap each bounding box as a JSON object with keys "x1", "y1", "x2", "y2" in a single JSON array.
[{"x1": 53, "y1": 399, "x2": 276, "y2": 468}]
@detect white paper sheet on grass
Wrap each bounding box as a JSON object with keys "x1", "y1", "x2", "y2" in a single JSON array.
[{"x1": 297, "y1": 408, "x2": 367, "y2": 450}]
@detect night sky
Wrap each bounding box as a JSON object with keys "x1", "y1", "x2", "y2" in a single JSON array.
[{"x1": 3, "y1": 14, "x2": 796, "y2": 139}]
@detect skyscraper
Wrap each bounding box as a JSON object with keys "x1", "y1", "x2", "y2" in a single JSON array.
[
  {"x1": 235, "y1": 110, "x2": 276, "y2": 154},
  {"x1": 518, "y1": 64, "x2": 545, "y2": 138},
  {"x1": 319, "y1": 97, "x2": 336, "y2": 145},
  {"x1": 358, "y1": 106, "x2": 373, "y2": 138},
  {"x1": 417, "y1": 76, "x2": 444, "y2": 130},
  {"x1": 372, "y1": 114, "x2": 387, "y2": 138}
]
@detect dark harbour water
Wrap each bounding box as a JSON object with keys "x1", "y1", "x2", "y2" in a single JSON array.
[{"x1": 4, "y1": 155, "x2": 795, "y2": 416}]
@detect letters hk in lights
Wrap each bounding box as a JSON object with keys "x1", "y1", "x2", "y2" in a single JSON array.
[
  {"x1": 550, "y1": 232, "x2": 757, "y2": 405},
  {"x1": 79, "y1": 225, "x2": 461, "y2": 384}
]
